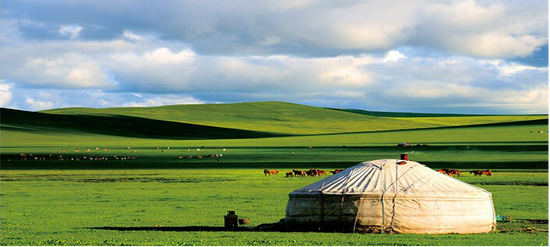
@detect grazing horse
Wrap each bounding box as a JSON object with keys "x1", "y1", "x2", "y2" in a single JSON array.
[
  {"x1": 481, "y1": 170, "x2": 492, "y2": 176},
  {"x1": 437, "y1": 169, "x2": 447, "y2": 175},
  {"x1": 437, "y1": 168, "x2": 461, "y2": 177},
  {"x1": 264, "y1": 169, "x2": 279, "y2": 176}
]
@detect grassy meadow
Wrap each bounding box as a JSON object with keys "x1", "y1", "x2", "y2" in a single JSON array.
[{"x1": 1, "y1": 102, "x2": 548, "y2": 245}]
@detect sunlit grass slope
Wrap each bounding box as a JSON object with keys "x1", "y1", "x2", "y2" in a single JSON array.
[
  {"x1": 330, "y1": 107, "x2": 548, "y2": 127},
  {"x1": 41, "y1": 102, "x2": 432, "y2": 134},
  {"x1": 41, "y1": 101, "x2": 547, "y2": 135}
]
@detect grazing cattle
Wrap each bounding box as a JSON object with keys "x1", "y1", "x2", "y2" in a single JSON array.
[
  {"x1": 470, "y1": 170, "x2": 491, "y2": 176},
  {"x1": 293, "y1": 169, "x2": 306, "y2": 177},
  {"x1": 437, "y1": 169, "x2": 447, "y2": 175},
  {"x1": 306, "y1": 169, "x2": 318, "y2": 177},
  {"x1": 305, "y1": 169, "x2": 326, "y2": 177},
  {"x1": 330, "y1": 169, "x2": 344, "y2": 175},
  {"x1": 285, "y1": 172, "x2": 294, "y2": 178},
  {"x1": 450, "y1": 169, "x2": 462, "y2": 176}
]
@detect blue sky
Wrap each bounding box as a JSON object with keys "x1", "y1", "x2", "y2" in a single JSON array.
[{"x1": 1, "y1": 0, "x2": 548, "y2": 114}]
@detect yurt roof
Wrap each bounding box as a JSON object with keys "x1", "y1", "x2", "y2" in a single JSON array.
[{"x1": 290, "y1": 159, "x2": 491, "y2": 198}]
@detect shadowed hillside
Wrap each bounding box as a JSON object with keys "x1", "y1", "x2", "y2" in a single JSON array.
[{"x1": 1, "y1": 108, "x2": 283, "y2": 140}]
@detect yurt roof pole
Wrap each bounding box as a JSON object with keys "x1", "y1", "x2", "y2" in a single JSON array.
[
  {"x1": 380, "y1": 162, "x2": 399, "y2": 234},
  {"x1": 379, "y1": 163, "x2": 386, "y2": 234},
  {"x1": 390, "y1": 161, "x2": 399, "y2": 232}
]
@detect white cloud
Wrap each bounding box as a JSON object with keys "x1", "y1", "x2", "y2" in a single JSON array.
[
  {"x1": 415, "y1": 1, "x2": 548, "y2": 58},
  {"x1": 1, "y1": 3, "x2": 547, "y2": 114},
  {"x1": 121, "y1": 96, "x2": 204, "y2": 107},
  {"x1": 59, "y1": 25, "x2": 83, "y2": 39},
  {"x1": 25, "y1": 97, "x2": 54, "y2": 110},
  {"x1": 12, "y1": 53, "x2": 113, "y2": 88},
  {"x1": 4, "y1": 1, "x2": 547, "y2": 59},
  {"x1": 0, "y1": 83, "x2": 14, "y2": 107},
  {"x1": 122, "y1": 30, "x2": 146, "y2": 42},
  {"x1": 498, "y1": 63, "x2": 547, "y2": 76},
  {"x1": 382, "y1": 50, "x2": 407, "y2": 62}
]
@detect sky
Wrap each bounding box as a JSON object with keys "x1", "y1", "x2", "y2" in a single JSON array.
[{"x1": 1, "y1": 0, "x2": 548, "y2": 114}]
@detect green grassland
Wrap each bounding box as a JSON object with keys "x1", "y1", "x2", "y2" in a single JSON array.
[
  {"x1": 1, "y1": 169, "x2": 547, "y2": 246},
  {"x1": 1, "y1": 102, "x2": 548, "y2": 245}
]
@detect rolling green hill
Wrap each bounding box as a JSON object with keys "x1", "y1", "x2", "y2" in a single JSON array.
[
  {"x1": 41, "y1": 101, "x2": 547, "y2": 135},
  {"x1": 0, "y1": 108, "x2": 281, "y2": 140}
]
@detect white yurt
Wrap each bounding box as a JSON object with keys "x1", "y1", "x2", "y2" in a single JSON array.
[{"x1": 285, "y1": 159, "x2": 496, "y2": 234}]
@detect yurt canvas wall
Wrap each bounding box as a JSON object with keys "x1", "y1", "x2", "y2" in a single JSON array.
[{"x1": 285, "y1": 159, "x2": 496, "y2": 234}]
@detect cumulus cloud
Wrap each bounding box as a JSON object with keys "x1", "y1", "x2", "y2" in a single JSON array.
[
  {"x1": 121, "y1": 96, "x2": 204, "y2": 107},
  {"x1": 1, "y1": 0, "x2": 547, "y2": 114},
  {"x1": 25, "y1": 97, "x2": 54, "y2": 110},
  {"x1": 8, "y1": 53, "x2": 113, "y2": 88},
  {"x1": 59, "y1": 25, "x2": 82, "y2": 39},
  {"x1": 413, "y1": 1, "x2": 548, "y2": 58},
  {"x1": 0, "y1": 83, "x2": 14, "y2": 107},
  {"x1": 3, "y1": 0, "x2": 547, "y2": 58},
  {"x1": 382, "y1": 50, "x2": 407, "y2": 62}
]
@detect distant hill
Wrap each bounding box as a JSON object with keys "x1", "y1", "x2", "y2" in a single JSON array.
[
  {"x1": 1, "y1": 108, "x2": 282, "y2": 140},
  {"x1": 41, "y1": 101, "x2": 548, "y2": 135}
]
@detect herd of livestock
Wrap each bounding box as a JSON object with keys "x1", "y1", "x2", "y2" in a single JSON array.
[
  {"x1": 263, "y1": 168, "x2": 344, "y2": 177},
  {"x1": 436, "y1": 168, "x2": 493, "y2": 177},
  {"x1": 265, "y1": 168, "x2": 493, "y2": 178},
  {"x1": 11, "y1": 146, "x2": 494, "y2": 179}
]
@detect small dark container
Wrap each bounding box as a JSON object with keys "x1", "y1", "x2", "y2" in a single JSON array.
[{"x1": 224, "y1": 211, "x2": 238, "y2": 230}]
